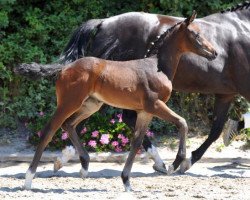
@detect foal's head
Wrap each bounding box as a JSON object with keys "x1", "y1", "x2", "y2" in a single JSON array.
[
  {"x1": 160, "y1": 11, "x2": 217, "y2": 61},
  {"x1": 176, "y1": 11, "x2": 217, "y2": 60},
  {"x1": 157, "y1": 11, "x2": 217, "y2": 77}
]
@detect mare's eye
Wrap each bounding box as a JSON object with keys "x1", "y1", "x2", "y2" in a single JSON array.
[{"x1": 195, "y1": 34, "x2": 200, "y2": 39}]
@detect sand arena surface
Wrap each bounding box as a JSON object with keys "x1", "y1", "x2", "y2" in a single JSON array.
[{"x1": 0, "y1": 160, "x2": 249, "y2": 200}]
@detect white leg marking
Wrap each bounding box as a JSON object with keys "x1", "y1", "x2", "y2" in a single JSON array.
[
  {"x1": 24, "y1": 169, "x2": 35, "y2": 190},
  {"x1": 61, "y1": 145, "x2": 76, "y2": 164},
  {"x1": 180, "y1": 158, "x2": 192, "y2": 173},
  {"x1": 147, "y1": 146, "x2": 165, "y2": 166},
  {"x1": 147, "y1": 145, "x2": 168, "y2": 173},
  {"x1": 54, "y1": 145, "x2": 76, "y2": 171},
  {"x1": 80, "y1": 168, "x2": 88, "y2": 178},
  {"x1": 167, "y1": 164, "x2": 175, "y2": 175}
]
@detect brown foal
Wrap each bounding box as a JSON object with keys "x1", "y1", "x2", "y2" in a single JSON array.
[{"x1": 19, "y1": 11, "x2": 217, "y2": 191}]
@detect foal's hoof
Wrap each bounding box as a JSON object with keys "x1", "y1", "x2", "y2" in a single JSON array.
[
  {"x1": 22, "y1": 184, "x2": 31, "y2": 190},
  {"x1": 80, "y1": 168, "x2": 88, "y2": 178},
  {"x1": 167, "y1": 164, "x2": 175, "y2": 175},
  {"x1": 153, "y1": 163, "x2": 168, "y2": 174},
  {"x1": 179, "y1": 158, "x2": 192, "y2": 173},
  {"x1": 54, "y1": 159, "x2": 63, "y2": 173}
]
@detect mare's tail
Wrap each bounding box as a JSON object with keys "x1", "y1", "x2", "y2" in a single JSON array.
[
  {"x1": 60, "y1": 19, "x2": 103, "y2": 64},
  {"x1": 14, "y1": 62, "x2": 63, "y2": 80}
]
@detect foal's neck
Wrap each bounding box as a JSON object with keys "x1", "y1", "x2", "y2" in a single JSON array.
[{"x1": 158, "y1": 39, "x2": 182, "y2": 81}]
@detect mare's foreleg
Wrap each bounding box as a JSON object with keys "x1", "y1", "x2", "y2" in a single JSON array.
[
  {"x1": 121, "y1": 112, "x2": 152, "y2": 191},
  {"x1": 123, "y1": 109, "x2": 167, "y2": 173},
  {"x1": 180, "y1": 94, "x2": 234, "y2": 173}
]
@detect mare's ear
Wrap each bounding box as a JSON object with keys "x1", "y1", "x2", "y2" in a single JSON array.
[{"x1": 184, "y1": 10, "x2": 197, "y2": 26}]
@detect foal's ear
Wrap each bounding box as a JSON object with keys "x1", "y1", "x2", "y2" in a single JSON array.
[{"x1": 184, "y1": 10, "x2": 197, "y2": 26}]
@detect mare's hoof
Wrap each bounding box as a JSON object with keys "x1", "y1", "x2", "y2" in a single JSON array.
[
  {"x1": 80, "y1": 168, "x2": 88, "y2": 178},
  {"x1": 153, "y1": 163, "x2": 168, "y2": 174},
  {"x1": 167, "y1": 164, "x2": 175, "y2": 175},
  {"x1": 54, "y1": 159, "x2": 63, "y2": 173},
  {"x1": 124, "y1": 185, "x2": 133, "y2": 192},
  {"x1": 179, "y1": 158, "x2": 191, "y2": 173}
]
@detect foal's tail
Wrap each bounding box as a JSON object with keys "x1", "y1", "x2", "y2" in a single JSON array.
[
  {"x1": 59, "y1": 19, "x2": 103, "y2": 64},
  {"x1": 14, "y1": 62, "x2": 63, "y2": 80}
]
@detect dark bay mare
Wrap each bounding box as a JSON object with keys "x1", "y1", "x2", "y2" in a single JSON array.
[
  {"x1": 15, "y1": 14, "x2": 217, "y2": 191},
  {"x1": 58, "y1": 2, "x2": 250, "y2": 173}
]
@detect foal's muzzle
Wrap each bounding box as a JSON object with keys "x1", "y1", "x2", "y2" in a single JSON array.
[{"x1": 207, "y1": 50, "x2": 218, "y2": 61}]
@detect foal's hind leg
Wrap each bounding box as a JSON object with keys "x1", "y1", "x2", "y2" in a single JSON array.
[
  {"x1": 24, "y1": 104, "x2": 83, "y2": 189},
  {"x1": 121, "y1": 112, "x2": 152, "y2": 192},
  {"x1": 24, "y1": 78, "x2": 89, "y2": 190},
  {"x1": 145, "y1": 100, "x2": 188, "y2": 174},
  {"x1": 59, "y1": 97, "x2": 103, "y2": 177}
]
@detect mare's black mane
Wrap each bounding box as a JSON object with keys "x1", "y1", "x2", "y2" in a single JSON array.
[{"x1": 221, "y1": 1, "x2": 250, "y2": 13}]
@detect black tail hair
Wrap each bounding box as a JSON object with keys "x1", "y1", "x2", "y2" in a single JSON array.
[
  {"x1": 60, "y1": 19, "x2": 103, "y2": 64},
  {"x1": 14, "y1": 62, "x2": 63, "y2": 80}
]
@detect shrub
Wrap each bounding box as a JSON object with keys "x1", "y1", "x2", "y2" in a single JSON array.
[{"x1": 1, "y1": 0, "x2": 248, "y2": 152}]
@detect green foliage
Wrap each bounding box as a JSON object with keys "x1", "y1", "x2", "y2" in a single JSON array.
[{"x1": 0, "y1": 0, "x2": 249, "y2": 151}]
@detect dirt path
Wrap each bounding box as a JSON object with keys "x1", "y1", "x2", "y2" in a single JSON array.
[
  {"x1": 0, "y1": 128, "x2": 249, "y2": 199},
  {"x1": 0, "y1": 160, "x2": 249, "y2": 200}
]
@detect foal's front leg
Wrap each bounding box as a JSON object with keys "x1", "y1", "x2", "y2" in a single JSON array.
[
  {"x1": 121, "y1": 112, "x2": 152, "y2": 192},
  {"x1": 146, "y1": 100, "x2": 188, "y2": 174},
  {"x1": 123, "y1": 109, "x2": 167, "y2": 173}
]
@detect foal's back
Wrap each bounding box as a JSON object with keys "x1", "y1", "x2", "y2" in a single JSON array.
[{"x1": 60, "y1": 57, "x2": 172, "y2": 110}]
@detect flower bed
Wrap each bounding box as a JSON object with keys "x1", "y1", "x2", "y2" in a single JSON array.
[{"x1": 28, "y1": 110, "x2": 154, "y2": 152}]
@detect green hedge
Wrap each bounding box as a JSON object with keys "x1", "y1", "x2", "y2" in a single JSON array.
[{"x1": 0, "y1": 0, "x2": 249, "y2": 150}]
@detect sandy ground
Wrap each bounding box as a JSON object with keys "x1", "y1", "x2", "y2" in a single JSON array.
[
  {"x1": 0, "y1": 159, "x2": 250, "y2": 200},
  {"x1": 0, "y1": 128, "x2": 250, "y2": 199}
]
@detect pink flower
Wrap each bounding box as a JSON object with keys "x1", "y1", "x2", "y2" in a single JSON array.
[
  {"x1": 117, "y1": 113, "x2": 123, "y2": 122},
  {"x1": 37, "y1": 131, "x2": 42, "y2": 138},
  {"x1": 111, "y1": 141, "x2": 119, "y2": 147},
  {"x1": 115, "y1": 146, "x2": 123, "y2": 153},
  {"x1": 118, "y1": 134, "x2": 124, "y2": 139},
  {"x1": 88, "y1": 140, "x2": 97, "y2": 148},
  {"x1": 24, "y1": 122, "x2": 28, "y2": 127},
  {"x1": 121, "y1": 137, "x2": 129, "y2": 145},
  {"x1": 146, "y1": 130, "x2": 154, "y2": 137},
  {"x1": 81, "y1": 127, "x2": 87, "y2": 134},
  {"x1": 39, "y1": 111, "x2": 44, "y2": 116},
  {"x1": 91, "y1": 130, "x2": 99, "y2": 138},
  {"x1": 100, "y1": 134, "x2": 110, "y2": 144},
  {"x1": 110, "y1": 119, "x2": 115, "y2": 124},
  {"x1": 61, "y1": 131, "x2": 68, "y2": 140}
]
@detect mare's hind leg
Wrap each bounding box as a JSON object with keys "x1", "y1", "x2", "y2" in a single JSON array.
[
  {"x1": 123, "y1": 109, "x2": 167, "y2": 173},
  {"x1": 145, "y1": 100, "x2": 188, "y2": 174},
  {"x1": 180, "y1": 94, "x2": 234, "y2": 173},
  {"x1": 121, "y1": 111, "x2": 152, "y2": 192},
  {"x1": 58, "y1": 97, "x2": 103, "y2": 177}
]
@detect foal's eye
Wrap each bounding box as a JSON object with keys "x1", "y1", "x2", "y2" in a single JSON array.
[{"x1": 195, "y1": 34, "x2": 200, "y2": 39}]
